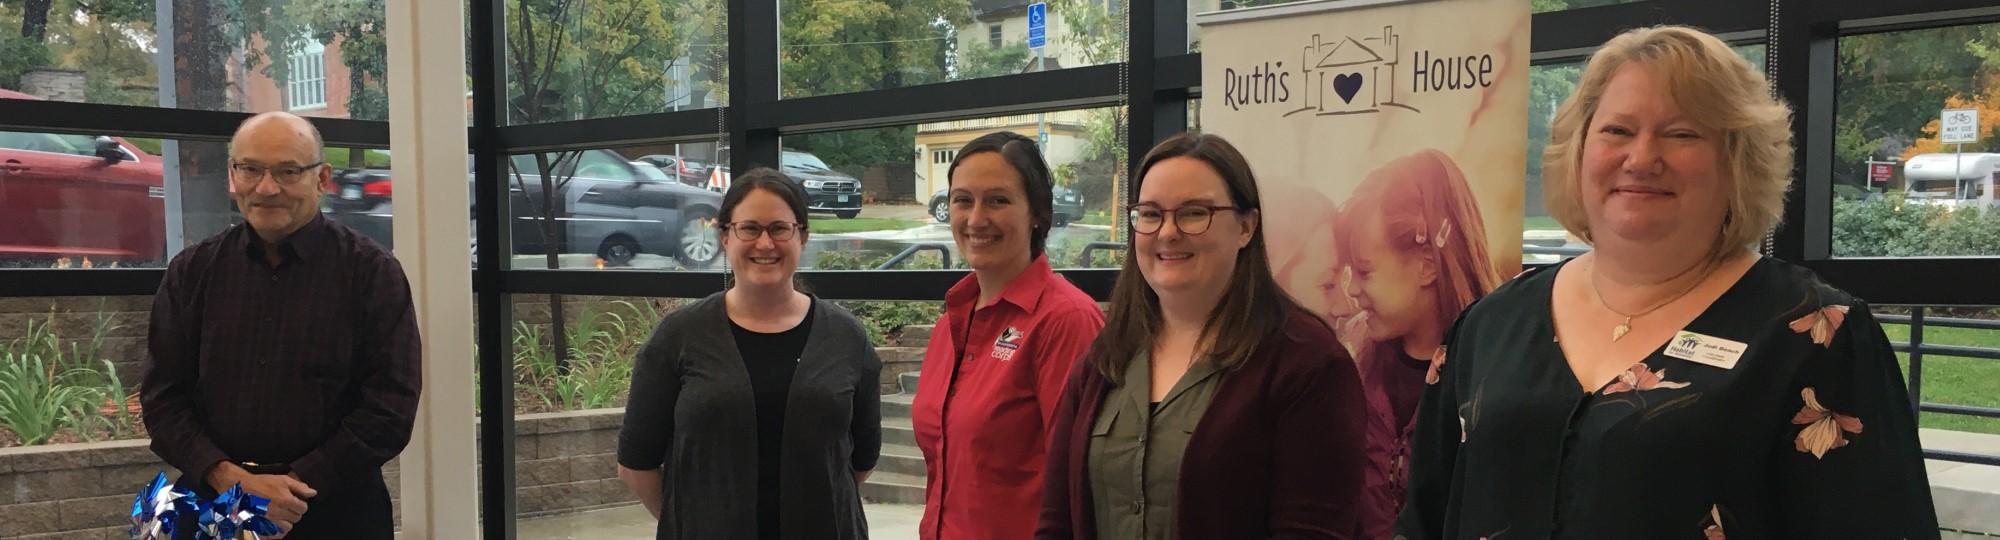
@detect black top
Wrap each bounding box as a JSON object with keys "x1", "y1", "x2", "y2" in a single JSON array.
[
  {"x1": 617, "y1": 294, "x2": 881, "y2": 540},
  {"x1": 1382, "y1": 350, "x2": 1429, "y2": 431},
  {"x1": 140, "y1": 214, "x2": 422, "y2": 505},
  {"x1": 730, "y1": 301, "x2": 816, "y2": 540},
  {"x1": 1396, "y1": 257, "x2": 1939, "y2": 539}
]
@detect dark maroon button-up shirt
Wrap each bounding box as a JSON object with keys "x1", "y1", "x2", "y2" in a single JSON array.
[{"x1": 140, "y1": 214, "x2": 422, "y2": 498}]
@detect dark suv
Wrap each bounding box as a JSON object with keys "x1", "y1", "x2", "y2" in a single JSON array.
[
  {"x1": 780, "y1": 150, "x2": 862, "y2": 219},
  {"x1": 323, "y1": 149, "x2": 724, "y2": 268}
]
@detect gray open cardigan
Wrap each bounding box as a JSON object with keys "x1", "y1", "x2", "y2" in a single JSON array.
[{"x1": 617, "y1": 293, "x2": 883, "y2": 540}]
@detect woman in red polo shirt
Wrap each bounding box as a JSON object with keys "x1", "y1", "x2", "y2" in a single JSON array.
[{"x1": 913, "y1": 131, "x2": 1105, "y2": 540}]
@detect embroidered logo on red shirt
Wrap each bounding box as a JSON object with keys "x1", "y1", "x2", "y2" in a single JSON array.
[{"x1": 991, "y1": 326, "x2": 1025, "y2": 360}]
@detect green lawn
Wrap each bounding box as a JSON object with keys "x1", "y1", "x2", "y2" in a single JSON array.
[
  {"x1": 811, "y1": 218, "x2": 927, "y2": 234},
  {"x1": 1881, "y1": 321, "x2": 2000, "y2": 434},
  {"x1": 1525, "y1": 215, "x2": 1564, "y2": 232},
  {"x1": 1079, "y1": 212, "x2": 1114, "y2": 227}
]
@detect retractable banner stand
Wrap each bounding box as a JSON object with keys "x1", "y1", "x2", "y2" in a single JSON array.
[{"x1": 1196, "y1": 0, "x2": 1527, "y2": 362}]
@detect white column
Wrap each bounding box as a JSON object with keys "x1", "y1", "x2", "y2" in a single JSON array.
[{"x1": 386, "y1": 0, "x2": 476, "y2": 537}]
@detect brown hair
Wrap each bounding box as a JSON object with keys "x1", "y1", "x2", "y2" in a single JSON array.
[
  {"x1": 719, "y1": 167, "x2": 811, "y2": 230},
  {"x1": 1542, "y1": 25, "x2": 1794, "y2": 261},
  {"x1": 1085, "y1": 132, "x2": 1313, "y2": 384}
]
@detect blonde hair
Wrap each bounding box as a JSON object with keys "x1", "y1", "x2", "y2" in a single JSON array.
[{"x1": 1542, "y1": 26, "x2": 1794, "y2": 261}]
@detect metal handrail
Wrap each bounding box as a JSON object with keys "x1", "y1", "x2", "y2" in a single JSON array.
[
  {"x1": 875, "y1": 243, "x2": 953, "y2": 270},
  {"x1": 1879, "y1": 306, "x2": 2000, "y2": 466},
  {"x1": 1078, "y1": 242, "x2": 1126, "y2": 268}
]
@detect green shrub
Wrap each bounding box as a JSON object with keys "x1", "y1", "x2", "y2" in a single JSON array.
[
  {"x1": 0, "y1": 353, "x2": 96, "y2": 445},
  {"x1": 0, "y1": 304, "x2": 132, "y2": 446},
  {"x1": 835, "y1": 300, "x2": 945, "y2": 346},
  {"x1": 1832, "y1": 194, "x2": 2000, "y2": 257}
]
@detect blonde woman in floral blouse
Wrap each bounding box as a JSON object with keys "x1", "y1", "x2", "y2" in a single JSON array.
[{"x1": 1395, "y1": 26, "x2": 1938, "y2": 539}]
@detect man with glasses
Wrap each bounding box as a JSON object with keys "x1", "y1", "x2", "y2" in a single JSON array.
[{"x1": 142, "y1": 112, "x2": 421, "y2": 540}]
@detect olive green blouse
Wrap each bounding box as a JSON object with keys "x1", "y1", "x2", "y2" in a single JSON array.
[{"x1": 1087, "y1": 351, "x2": 1226, "y2": 540}]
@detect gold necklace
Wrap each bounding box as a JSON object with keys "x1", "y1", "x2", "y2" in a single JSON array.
[{"x1": 1588, "y1": 256, "x2": 1718, "y2": 342}]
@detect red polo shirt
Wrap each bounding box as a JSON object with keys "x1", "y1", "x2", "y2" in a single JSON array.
[{"x1": 913, "y1": 255, "x2": 1104, "y2": 540}]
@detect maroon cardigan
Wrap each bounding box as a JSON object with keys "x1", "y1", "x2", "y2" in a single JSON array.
[{"x1": 1037, "y1": 311, "x2": 1368, "y2": 540}]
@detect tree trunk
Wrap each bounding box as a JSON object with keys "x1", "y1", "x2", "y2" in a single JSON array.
[
  {"x1": 530, "y1": 153, "x2": 572, "y2": 374},
  {"x1": 21, "y1": 0, "x2": 53, "y2": 40},
  {"x1": 175, "y1": 0, "x2": 238, "y2": 245}
]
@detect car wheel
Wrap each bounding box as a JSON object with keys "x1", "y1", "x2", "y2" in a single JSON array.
[
  {"x1": 1054, "y1": 216, "x2": 1071, "y2": 228},
  {"x1": 676, "y1": 207, "x2": 721, "y2": 268},
  {"x1": 836, "y1": 210, "x2": 860, "y2": 220},
  {"x1": 599, "y1": 235, "x2": 640, "y2": 267},
  {"x1": 932, "y1": 200, "x2": 950, "y2": 223}
]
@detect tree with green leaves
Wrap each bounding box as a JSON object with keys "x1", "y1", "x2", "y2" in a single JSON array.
[
  {"x1": 775, "y1": 0, "x2": 961, "y2": 171},
  {"x1": 1833, "y1": 25, "x2": 1999, "y2": 189},
  {"x1": 504, "y1": 0, "x2": 725, "y2": 371}
]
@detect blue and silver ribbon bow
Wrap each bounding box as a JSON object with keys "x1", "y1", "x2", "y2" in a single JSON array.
[
  {"x1": 130, "y1": 471, "x2": 195, "y2": 540},
  {"x1": 199, "y1": 484, "x2": 284, "y2": 540}
]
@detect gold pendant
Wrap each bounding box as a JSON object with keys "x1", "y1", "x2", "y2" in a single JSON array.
[{"x1": 1612, "y1": 319, "x2": 1631, "y2": 342}]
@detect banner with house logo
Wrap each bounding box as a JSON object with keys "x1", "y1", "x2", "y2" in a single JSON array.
[{"x1": 1196, "y1": 0, "x2": 1527, "y2": 361}]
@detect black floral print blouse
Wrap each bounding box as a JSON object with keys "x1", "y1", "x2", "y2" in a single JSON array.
[{"x1": 1396, "y1": 257, "x2": 1939, "y2": 540}]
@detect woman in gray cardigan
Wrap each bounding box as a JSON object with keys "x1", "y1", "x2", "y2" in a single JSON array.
[{"x1": 617, "y1": 169, "x2": 883, "y2": 540}]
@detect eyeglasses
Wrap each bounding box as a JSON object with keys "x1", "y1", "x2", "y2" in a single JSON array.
[
  {"x1": 723, "y1": 221, "x2": 804, "y2": 241},
  {"x1": 1128, "y1": 203, "x2": 1240, "y2": 235},
  {"x1": 229, "y1": 161, "x2": 325, "y2": 186}
]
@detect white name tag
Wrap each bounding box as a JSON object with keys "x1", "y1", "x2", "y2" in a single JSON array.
[{"x1": 1664, "y1": 331, "x2": 1748, "y2": 370}]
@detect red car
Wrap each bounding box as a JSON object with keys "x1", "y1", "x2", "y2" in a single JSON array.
[{"x1": 0, "y1": 88, "x2": 166, "y2": 263}]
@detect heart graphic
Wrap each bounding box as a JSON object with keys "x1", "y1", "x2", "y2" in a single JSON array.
[{"x1": 1332, "y1": 72, "x2": 1364, "y2": 104}]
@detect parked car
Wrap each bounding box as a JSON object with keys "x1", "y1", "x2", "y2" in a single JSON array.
[
  {"x1": 635, "y1": 154, "x2": 712, "y2": 188},
  {"x1": 323, "y1": 149, "x2": 724, "y2": 268},
  {"x1": 0, "y1": 89, "x2": 166, "y2": 263},
  {"x1": 780, "y1": 150, "x2": 862, "y2": 219},
  {"x1": 929, "y1": 184, "x2": 1082, "y2": 226}
]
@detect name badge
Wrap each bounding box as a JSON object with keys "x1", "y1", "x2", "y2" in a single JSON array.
[{"x1": 1664, "y1": 331, "x2": 1747, "y2": 370}]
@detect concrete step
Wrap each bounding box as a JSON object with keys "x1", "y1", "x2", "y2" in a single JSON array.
[
  {"x1": 898, "y1": 371, "x2": 921, "y2": 394},
  {"x1": 884, "y1": 391, "x2": 914, "y2": 419},
  {"x1": 883, "y1": 416, "x2": 916, "y2": 447},
  {"x1": 876, "y1": 444, "x2": 926, "y2": 477},
  {"x1": 1922, "y1": 429, "x2": 2000, "y2": 537},
  {"x1": 861, "y1": 471, "x2": 928, "y2": 505},
  {"x1": 879, "y1": 346, "x2": 927, "y2": 364}
]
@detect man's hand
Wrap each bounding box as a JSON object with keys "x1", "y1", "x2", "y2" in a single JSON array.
[{"x1": 206, "y1": 462, "x2": 317, "y2": 536}]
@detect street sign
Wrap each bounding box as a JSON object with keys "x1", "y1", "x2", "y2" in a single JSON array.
[
  {"x1": 1869, "y1": 163, "x2": 1893, "y2": 183},
  {"x1": 1038, "y1": 131, "x2": 1049, "y2": 147},
  {"x1": 1027, "y1": 2, "x2": 1047, "y2": 50},
  {"x1": 1942, "y1": 108, "x2": 1979, "y2": 144}
]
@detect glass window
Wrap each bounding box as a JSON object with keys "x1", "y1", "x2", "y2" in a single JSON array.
[
  {"x1": 0, "y1": 1, "x2": 390, "y2": 118},
  {"x1": 507, "y1": 139, "x2": 730, "y2": 270},
  {"x1": 1833, "y1": 23, "x2": 2000, "y2": 258},
  {"x1": 0, "y1": 129, "x2": 407, "y2": 270},
  {"x1": 781, "y1": 0, "x2": 1126, "y2": 97},
  {"x1": 503, "y1": 0, "x2": 728, "y2": 124},
  {"x1": 785, "y1": 106, "x2": 1128, "y2": 270},
  {"x1": 287, "y1": 40, "x2": 329, "y2": 111}
]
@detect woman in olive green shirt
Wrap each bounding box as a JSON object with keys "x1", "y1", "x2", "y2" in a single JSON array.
[{"x1": 1040, "y1": 133, "x2": 1367, "y2": 540}]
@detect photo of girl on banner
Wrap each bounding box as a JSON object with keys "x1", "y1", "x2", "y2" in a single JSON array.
[{"x1": 1333, "y1": 149, "x2": 1501, "y2": 537}]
